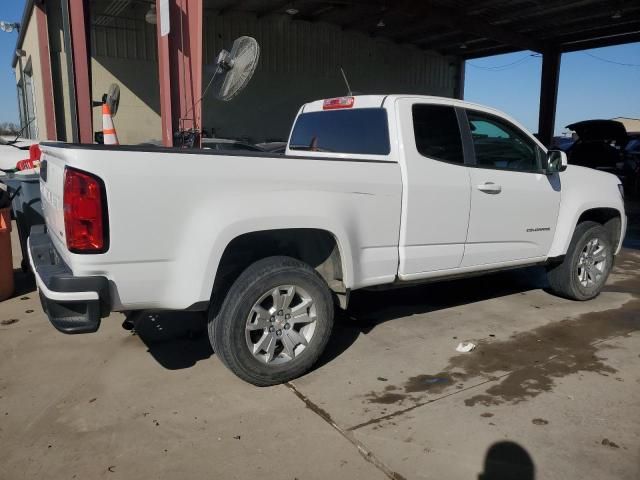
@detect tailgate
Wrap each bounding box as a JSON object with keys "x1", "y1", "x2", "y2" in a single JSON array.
[{"x1": 39, "y1": 146, "x2": 68, "y2": 249}]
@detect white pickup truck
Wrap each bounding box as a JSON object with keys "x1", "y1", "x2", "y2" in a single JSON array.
[{"x1": 30, "y1": 95, "x2": 626, "y2": 386}]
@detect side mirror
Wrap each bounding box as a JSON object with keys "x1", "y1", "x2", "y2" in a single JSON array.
[{"x1": 546, "y1": 150, "x2": 567, "y2": 174}]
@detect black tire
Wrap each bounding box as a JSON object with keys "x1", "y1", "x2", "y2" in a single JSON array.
[
  {"x1": 208, "y1": 256, "x2": 334, "y2": 386},
  {"x1": 547, "y1": 221, "x2": 614, "y2": 300}
]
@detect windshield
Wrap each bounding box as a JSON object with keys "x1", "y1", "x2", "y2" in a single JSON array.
[{"x1": 289, "y1": 108, "x2": 390, "y2": 155}]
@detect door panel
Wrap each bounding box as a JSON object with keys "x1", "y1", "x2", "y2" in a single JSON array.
[
  {"x1": 461, "y1": 109, "x2": 561, "y2": 267},
  {"x1": 396, "y1": 99, "x2": 471, "y2": 278},
  {"x1": 462, "y1": 168, "x2": 560, "y2": 266}
]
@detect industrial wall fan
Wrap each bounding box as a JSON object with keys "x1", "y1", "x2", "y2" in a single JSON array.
[{"x1": 175, "y1": 36, "x2": 260, "y2": 148}]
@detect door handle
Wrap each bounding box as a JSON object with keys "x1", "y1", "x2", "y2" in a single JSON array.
[{"x1": 477, "y1": 182, "x2": 502, "y2": 194}]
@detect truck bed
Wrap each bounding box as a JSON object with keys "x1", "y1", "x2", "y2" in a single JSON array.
[{"x1": 38, "y1": 142, "x2": 403, "y2": 311}]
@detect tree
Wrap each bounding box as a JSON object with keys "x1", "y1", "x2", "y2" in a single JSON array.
[{"x1": 0, "y1": 122, "x2": 20, "y2": 136}]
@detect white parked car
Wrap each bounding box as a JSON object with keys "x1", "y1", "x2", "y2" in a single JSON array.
[
  {"x1": 30, "y1": 95, "x2": 626, "y2": 385},
  {"x1": 0, "y1": 137, "x2": 37, "y2": 171}
]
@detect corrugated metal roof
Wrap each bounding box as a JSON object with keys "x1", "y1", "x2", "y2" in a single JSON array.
[{"x1": 201, "y1": 0, "x2": 640, "y2": 58}]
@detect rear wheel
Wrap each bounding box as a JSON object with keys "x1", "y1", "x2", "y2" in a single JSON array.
[
  {"x1": 209, "y1": 256, "x2": 334, "y2": 386},
  {"x1": 547, "y1": 221, "x2": 613, "y2": 300}
]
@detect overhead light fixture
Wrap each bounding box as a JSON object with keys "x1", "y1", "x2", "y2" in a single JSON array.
[
  {"x1": 145, "y1": 4, "x2": 157, "y2": 24},
  {"x1": 0, "y1": 21, "x2": 20, "y2": 33},
  {"x1": 460, "y1": 43, "x2": 468, "y2": 50},
  {"x1": 285, "y1": 8, "x2": 299, "y2": 15},
  {"x1": 611, "y1": 10, "x2": 622, "y2": 19},
  {"x1": 377, "y1": 19, "x2": 385, "y2": 28}
]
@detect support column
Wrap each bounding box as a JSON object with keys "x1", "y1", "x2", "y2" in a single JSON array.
[
  {"x1": 35, "y1": 1, "x2": 57, "y2": 140},
  {"x1": 537, "y1": 49, "x2": 561, "y2": 148},
  {"x1": 68, "y1": 0, "x2": 93, "y2": 143},
  {"x1": 157, "y1": 7, "x2": 173, "y2": 147},
  {"x1": 453, "y1": 59, "x2": 465, "y2": 100},
  {"x1": 156, "y1": 0, "x2": 203, "y2": 147}
]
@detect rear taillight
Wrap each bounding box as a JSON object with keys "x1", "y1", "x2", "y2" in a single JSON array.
[{"x1": 63, "y1": 167, "x2": 108, "y2": 253}]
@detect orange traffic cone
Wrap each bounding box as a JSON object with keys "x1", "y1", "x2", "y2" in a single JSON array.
[{"x1": 102, "y1": 103, "x2": 119, "y2": 145}]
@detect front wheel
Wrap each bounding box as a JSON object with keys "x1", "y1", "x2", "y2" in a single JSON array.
[
  {"x1": 209, "y1": 256, "x2": 334, "y2": 386},
  {"x1": 547, "y1": 221, "x2": 614, "y2": 300}
]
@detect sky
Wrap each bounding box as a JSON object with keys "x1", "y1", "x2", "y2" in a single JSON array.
[
  {"x1": 0, "y1": 0, "x2": 638, "y2": 134},
  {"x1": 0, "y1": 0, "x2": 24, "y2": 126},
  {"x1": 465, "y1": 43, "x2": 640, "y2": 135}
]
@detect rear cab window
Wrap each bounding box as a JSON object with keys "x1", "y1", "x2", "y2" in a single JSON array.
[{"x1": 289, "y1": 108, "x2": 390, "y2": 156}]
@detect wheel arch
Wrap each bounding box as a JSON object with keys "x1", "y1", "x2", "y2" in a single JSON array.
[
  {"x1": 577, "y1": 208, "x2": 622, "y2": 250},
  {"x1": 207, "y1": 227, "x2": 353, "y2": 313},
  {"x1": 548, "y1": 206, "x2": 624, "y2": 257}
]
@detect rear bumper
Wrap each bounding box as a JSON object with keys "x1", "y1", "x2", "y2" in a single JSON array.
[{"x1": 28, "y1": 226, "x2": 111, "y2": 334}]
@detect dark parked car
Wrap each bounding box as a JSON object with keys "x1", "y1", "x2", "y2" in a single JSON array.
[
  {"x1": 566, "y1": 119, "x2": 639, "y2": 196},
  {"x1": 551, "y1": 136, "x2": 575, "y2": 151},
  {"x1": 624, "y1": 135, "x2": 640, "y2": 196}
]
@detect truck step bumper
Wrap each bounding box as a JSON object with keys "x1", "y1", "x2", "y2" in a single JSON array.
[{"x1": 28, "y1": 226, "x2": 111, "y2": 334}]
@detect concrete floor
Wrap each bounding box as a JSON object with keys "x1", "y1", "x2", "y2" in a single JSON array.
[{"x1": 1, "y1": 210, "x2": 639, "y2": 480}]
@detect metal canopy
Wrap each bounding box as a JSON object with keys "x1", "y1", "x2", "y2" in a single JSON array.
[{"x1": 203, "y1": 0, "x2": 640, "y2": 58}]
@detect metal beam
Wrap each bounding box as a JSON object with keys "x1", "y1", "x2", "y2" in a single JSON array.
[
  {"x1": 561, "y1": 31, "x2": 640, "y2": 52},
  {"x1": 156, "y1": 0, "x2": 172, "y2": 146},
  {"x1": 527, "y1": 15, "x2": 640, "y2": 41},
  {"x1": 377, "y1": 17, "x2": 450, "y2": 41},
  {"x1": 60, "y1": 0, "x2": 78, "y2": 142},
  {"x1": 219, "y1": 0, "x2": 249, "y2": 15},
  {"x1": 340, "y1": 5, "x2": 388, "y2": 30},
  {"x1": 454, "y1": 59, "x2": 465, "y2": 100},
  {"x1": 156, "y1": 0, "x2": 203, "y2": 147},
  {"x1": 390, "y1": 3, "x2": 544, "y2": 52},
  {"x1": 35, "y1": 2, "x2": 57, "y2": 140},
  {"x1": 68, "y1": 0, "x2": 93, "y2": 144},
  {"x1": 418, "y1": 32, "x2": 475, "y2": 50},
  {"x1": 219, "y1": 0, "x2": 545, "y2": 53},
  {"x1": 546, "y1": 21, "x2": 640, "y2": 46},
  {"x1": 491, "y1": 0, "x2": 604, "y2": 28},
  {"x1": 538, "y1": 50, "x2": 562, "y2": 148},
  {"x1": 256, "y1": 0, "x2": 300, "y2": 18},
  {"x1": 177, "y1": 0, "x2": 203, "y2": 136},
  {"x1": 461, "y1": 43, "x2": 525, "y2": 59}
]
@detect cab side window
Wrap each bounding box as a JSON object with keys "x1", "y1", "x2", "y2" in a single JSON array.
[
  {"x1": 467, "y1": 111, "x2": 543, "y2": 172},
  {"x1": 412, "y1": 104, "x2": 464, "y2": 164}
]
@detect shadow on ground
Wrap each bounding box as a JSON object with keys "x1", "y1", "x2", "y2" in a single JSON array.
[
  {"x1": 11, "y1": 268, "x2": 35, "y2": 298},
  {"x1": 135, "y1": 199, "x2": 640, "y2": 374},
  {"x1": 479, "y1": 441, "x2": 535, "y2": 480},
  {"x1": 134, "y1": 266, "x2": 546, "y2": 372},
  {"x1": 134, "y1": 311, "x2": 212, "y2": 370}
]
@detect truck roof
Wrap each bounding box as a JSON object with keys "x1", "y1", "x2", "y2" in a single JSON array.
[{"x1": 301, "y1": 94, "x2": 507, "y2": 118}]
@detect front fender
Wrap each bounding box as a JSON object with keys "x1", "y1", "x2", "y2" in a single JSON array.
[{"x1": 547, "y1": 166, "x2": 625, "y2": 257}]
